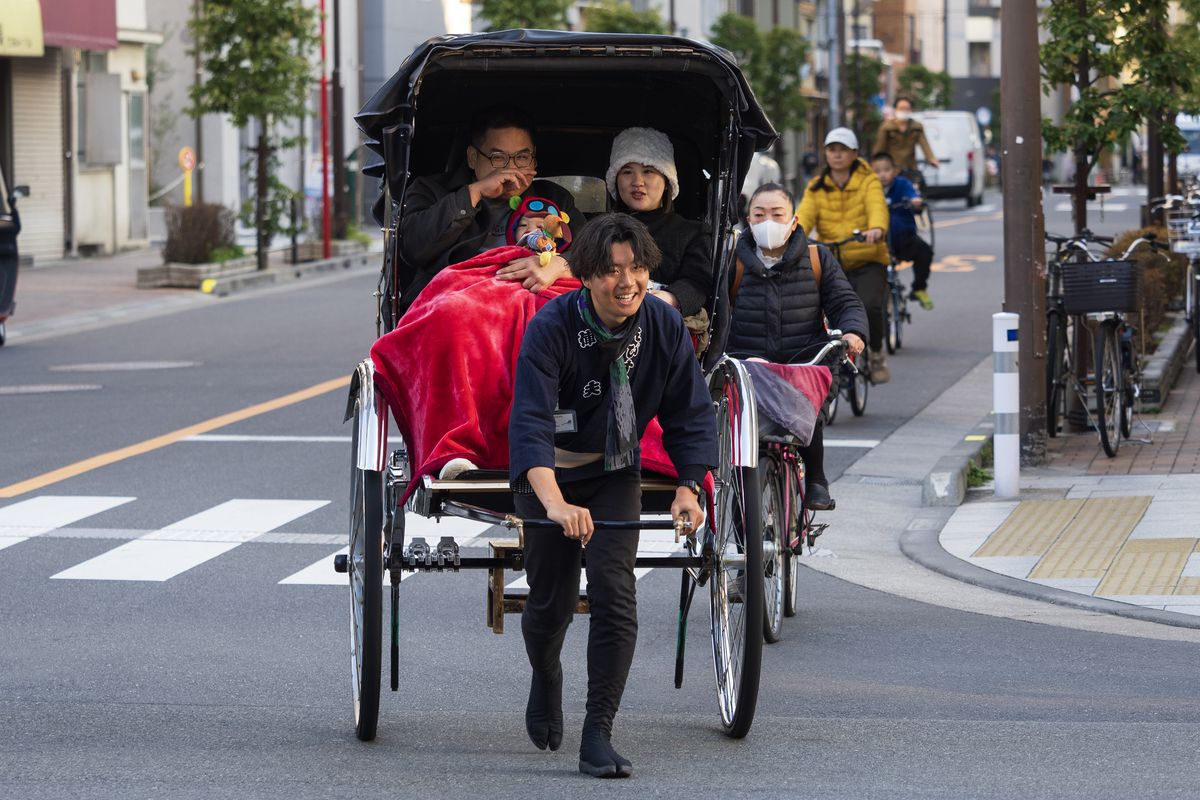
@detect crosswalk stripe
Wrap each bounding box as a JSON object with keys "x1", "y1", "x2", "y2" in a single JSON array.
[
  {"x1": 0, "y1": 495, "x2": 135, "y2": 552},
  {"x1": 279, "y1": 515, "x2": 495, "y2": 586},
  {"x1": 52, "y1": 499, "x2": 328, "y2": 582}
]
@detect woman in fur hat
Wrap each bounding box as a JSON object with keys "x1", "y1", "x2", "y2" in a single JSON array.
[{"x1": 606, "y1": 127, "x2": 713, "y2": 318}]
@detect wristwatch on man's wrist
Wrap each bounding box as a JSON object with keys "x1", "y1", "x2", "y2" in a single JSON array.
[{"x1": 677, "y1": 479, "x2": 702, "y2": 498}]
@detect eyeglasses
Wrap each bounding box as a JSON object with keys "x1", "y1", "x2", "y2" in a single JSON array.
[{"x1": 472, "y1": 145, "x2": 536, "y2": 170}]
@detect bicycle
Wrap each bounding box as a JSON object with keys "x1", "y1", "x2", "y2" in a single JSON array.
[
  {"x1": 755, "y1": 334, "x2": 851, "y2": 642},
  {"x1": 823, "y1": 232, "x2": 871, "y2": 422},
  {"x1": 1157, "y1": 194, "x2": 1200, "y2": 373},
  {"x1": 1045, "y1": 229, "x2": 1164, "y2": 456},
  {"x1": 901, "y1": 166, "x2": 935, "y2": 252},
  {"x1": 884, "y1": 198, "x2": 930, "y2": 354}
]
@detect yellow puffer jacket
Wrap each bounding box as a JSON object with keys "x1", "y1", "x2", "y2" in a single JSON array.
[{"x1": 795, "y1": 159, "x2": 890, "y2": 270}]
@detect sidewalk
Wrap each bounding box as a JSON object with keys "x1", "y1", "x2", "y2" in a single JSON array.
[{"x1": 938, "y1": 364, "x2": 1200, "y2": 624}]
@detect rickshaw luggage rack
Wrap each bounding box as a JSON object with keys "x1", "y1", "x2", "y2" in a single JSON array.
[{"x1": 343, "y1": 29, "x2": 778, "y2": 746}]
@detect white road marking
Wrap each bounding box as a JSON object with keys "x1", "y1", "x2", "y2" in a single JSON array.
[
  {"x1": 49, "y1": 361, "x2": 201, "y2": 372},
  {"x1": 824, "y1": 438, "x2": 881, "y2": 448},
  {"x1": 52, "y1": 499, "x2": 328, "y2": 582},
  {"x1": 185, "y1": 434, "x2": 352, "y2": 443},
  {"x1": 1053, "y1": 202, "x2": 1128, "y2": 212},
  {"x1": 0, "y1": 384, "x2": 102, "y2": 395},
  {"x1": 0, "y1": 495, "x2": 136, "y2": 552}
]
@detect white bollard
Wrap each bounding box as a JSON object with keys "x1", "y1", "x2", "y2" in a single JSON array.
[{"x1": 992, "y1": 312, "x2": 1020, "y2": 498}]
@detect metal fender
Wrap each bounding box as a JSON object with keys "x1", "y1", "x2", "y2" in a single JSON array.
[
  {"x1": 345, "y1": 358, "x2": 389, "y2": 472},
  {"x1": 715, "y1": 355, "x2": 759, "y2": 467}
]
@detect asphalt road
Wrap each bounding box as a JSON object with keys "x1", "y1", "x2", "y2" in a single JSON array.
[{"x1": 3, "y1": 188, "x2": 1198, "y2": 799}]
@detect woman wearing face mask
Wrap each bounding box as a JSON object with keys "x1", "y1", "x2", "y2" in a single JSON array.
[
  {"x1": 606, "y1": 127, "x2": 713, "y2": 316},
  {"x1": 728, "y1": 183, "x2": 867, "y2": 510}
]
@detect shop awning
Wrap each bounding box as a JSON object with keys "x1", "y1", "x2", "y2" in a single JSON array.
[
  {"x1": 0, "y1": 0, "x2": 44, "y2": 57},
  {"x1": 40, "y1": 0, "x2": 117, "y2": 51}
]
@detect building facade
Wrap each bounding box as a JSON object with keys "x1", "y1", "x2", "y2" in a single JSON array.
[{"x1": 0, "y1": 0, "x2": 158, "y2": 263}]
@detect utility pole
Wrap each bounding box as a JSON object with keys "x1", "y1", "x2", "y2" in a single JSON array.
[
  {"x1": 192, "y1": 0, "x2": 204, "y2": 205},
  {"x1": 319, "y1": 0, "x2": 331, "y2": 258},
  {"x1": 833, "y1": 0, "x2": 845, "y2": 127},
  {"x1": 331, "y1": 0, "x2": 347, "y2": 240},
  {"x1": 851, "y1": 0, "x2": 860, "y2": 133},
  {"x1": 1000, "y1": 0, "x2": 1047, "y2": 457}
]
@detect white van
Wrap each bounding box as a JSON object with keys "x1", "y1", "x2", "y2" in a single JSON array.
[
  {"x1": 1176, "y1": 114, "x2": 1200, "y2": 178},
  {"x1": 909, "y1": 111, "x2": 986, "y2": 207}
]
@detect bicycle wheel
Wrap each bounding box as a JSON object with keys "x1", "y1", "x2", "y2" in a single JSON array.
[
  {"x1": 709, "y1": 362, "x2": 764, "y2": 738},
  {"x1": 759, "y1": 454, "x2": 785, "y2": 644},
  {"x1": 349, "y1": 398, "x2": 385, "y2": 741},
  {"x1": 1045, "y1": 310, "x2": 1066, "y2": 437},
  {"x1": 850, "y1": 351, "x2": 869, "y2": 417},
  {"x1": 888, "y1": 283, "x2": 905, "y2": 353},
  {"x1": 1094, "y1": 321, "x2": 1122, "y2": 458},
  {"x1": 1119, "y1": 329, "x2": 1136, "y2": 440}
]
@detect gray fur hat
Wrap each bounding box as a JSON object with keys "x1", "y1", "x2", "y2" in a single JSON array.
[{"x1": 605, "y1": 127, "x2": 680, "y2": 202}]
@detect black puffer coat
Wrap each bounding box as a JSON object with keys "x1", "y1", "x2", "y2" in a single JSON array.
[
  {"x1": 631, "y1": 208, "x2": 713, "y2": 317},
  {"x1": 728, "y1": 229, "x2": 868, "y2": 363}
]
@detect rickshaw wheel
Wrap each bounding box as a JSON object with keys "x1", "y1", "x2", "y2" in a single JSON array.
[
  {"x1": 709, "y1": 361, "x2": 763, "y2": 739},
  {"x1": 759, "y1": 454, "x2": 785, "y2": 644},
  {"x1": 349, "y1": 399, "x2": 385, "y2": 742}
]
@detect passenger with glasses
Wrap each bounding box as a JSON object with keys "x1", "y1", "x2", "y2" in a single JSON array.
[{"x1": 398, "y1": 105, "x2": 584, "y2": 316}]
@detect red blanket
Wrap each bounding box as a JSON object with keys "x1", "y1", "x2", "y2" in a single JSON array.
[{"x1": 371, "y1": 246, "x2": 711, "y2": 509}]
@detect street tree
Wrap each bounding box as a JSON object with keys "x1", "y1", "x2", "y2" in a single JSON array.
[
  {"x1": 188, "y1": 0, "x2": 319, "y2": 271},
  {"x1": 1040, "y1": 0, "x2": 1200, "y2": 230},
  {"x1": 709, "y1": 15, "x2": 809, "y2": 168},
  {"x1": 583, "y1": 0, "x2": 666, "y2": 34},
  {"x1": 897, "y1": 63, "x2": 952, "y2": 110},
  {"x1": 476, "y1": 0, "x2": 571, "y2": 31}
]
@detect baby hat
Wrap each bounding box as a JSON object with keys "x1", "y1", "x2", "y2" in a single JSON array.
[
  {"x1": 605, "y1": 127, "x2": 680, "y2": 201},
  {"x1": 505, "y1": 195, "x2": 572, "y2": 249}
]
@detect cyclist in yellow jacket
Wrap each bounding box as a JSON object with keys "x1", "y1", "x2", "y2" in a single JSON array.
[{"x1": 796, "y1": 128, "x2": 892, "y2": 383}]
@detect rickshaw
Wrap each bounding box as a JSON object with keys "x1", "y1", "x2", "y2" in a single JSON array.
[
  {"x1": 0, "y1": 164, "x2": 28, "y2": 347},
  {"x1": 339, "y1": 29, "x2": 777, "y2": 744}
]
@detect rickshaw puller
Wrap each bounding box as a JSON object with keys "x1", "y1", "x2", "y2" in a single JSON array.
[{"x1": 509, "y1": 213, "x2": 717, "y2": 778}]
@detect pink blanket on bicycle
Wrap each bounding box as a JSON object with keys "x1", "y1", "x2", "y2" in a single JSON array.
[
  {"x1": 740, "y1": 360, "x2": 833, "y2": 446},
  {"x1": 369, "y1": 246, "x2": 701, "y2": 502}
]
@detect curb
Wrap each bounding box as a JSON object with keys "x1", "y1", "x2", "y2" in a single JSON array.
[
  {"x1": 921, "y1": 418, "x2": 994, "y2": 506},
  {"x1": 1141, "y1": 310, "x2": 1193, "y2": 411},
  {"x1": 899, "y1": 523, "x2": 1200, "y2": 630},
  {"x1": 200, "y1": 252, "x2": 374, "y2": 297}
]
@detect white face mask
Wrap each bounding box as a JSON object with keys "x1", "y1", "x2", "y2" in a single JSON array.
[
  {"x1": 750, "y1": 219, "x2": 793, "y2": 251},
  {"x1": 895, "y1": 110, "x2": 910, "y2": 122}
]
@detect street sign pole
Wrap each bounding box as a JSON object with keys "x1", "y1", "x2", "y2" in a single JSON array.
[
  {"x1": 319, "y1": 0, "x2": 331, "y2": 259},
  {"x1": 1000, "y1": 0, "x2": 1046, "y2": 460}
]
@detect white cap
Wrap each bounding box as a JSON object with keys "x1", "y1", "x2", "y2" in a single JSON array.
[
  {"x1": 605, "y1": 127, "x2": 680, "y2": 201},
  {"x1": 824, "y1": 127, "x2": 859, "y2": 151}
]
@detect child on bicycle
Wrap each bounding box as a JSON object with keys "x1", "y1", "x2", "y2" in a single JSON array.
[
  {"x1": 729, "y1": 183, "x2": 868, "y2": 510},
  {"x1": 871, "y1": 151, "x2": 935, "y2": 310}
]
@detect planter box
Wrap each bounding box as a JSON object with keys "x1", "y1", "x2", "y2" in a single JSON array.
[
  {"x1": 286, "y1": 239, "x2": 369, "y2": 263},
  {"x1": 136, "y1": 255, "x2": 258, "y2": 289}
]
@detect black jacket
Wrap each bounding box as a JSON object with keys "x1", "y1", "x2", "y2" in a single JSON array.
[
  {"x1": 510, "y1": 292, "x2": 717, "y2": 488},
  {"x1": 630, "y1": 208, "x2": 713, "y2": 317},
  {"x1": 397, "y1": 166, "x2": 583, "y2": 315},
  {"x1": 728, "y1": 229, "x2": 868, "y2": 362}
]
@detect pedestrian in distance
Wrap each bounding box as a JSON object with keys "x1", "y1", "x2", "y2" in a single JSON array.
[
  {"x1": 508, "y1": 213, "x2": 717, "y2": 778},
  {"x1": 795, "y1": 127, "x2": 893, "y2": 384},
  {"x1": 729, "y1": 183, "x2": 868, "y2": 510},
  {"x1": 873, "y1": 96, "x2": 940, "y2": 176},
  {"x1": 871, "y1": 151, "x2": 935, "y2": 311},
  {"x1": 397, "y1": 105, "x2": 584, "y2": 316}
]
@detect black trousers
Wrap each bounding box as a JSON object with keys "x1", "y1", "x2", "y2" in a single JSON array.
[
  {"x1": 515, "y1": 472, "x2": 642, "y2": 737},
  {"x1": 845, "y1": 262, "x2": 888, "y2": 352},
  {"x1": 892, "y1": 232, "x2": 933, "y2": 292}
]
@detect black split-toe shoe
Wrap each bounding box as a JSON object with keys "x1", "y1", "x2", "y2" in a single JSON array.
[{"x1": 525, "y1": 665, "x2": 563, "y2": 751}]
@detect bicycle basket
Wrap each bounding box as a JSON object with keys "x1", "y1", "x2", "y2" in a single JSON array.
[
  {"x1": 1166, "y1": 209, "x2": 1200, "y2": 255},
  {"x1": 1060, "y1": 259, "x2": 1142, "y2": 315}
]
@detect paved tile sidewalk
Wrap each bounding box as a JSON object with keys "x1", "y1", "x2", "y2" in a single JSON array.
[{"x1": 940, "y1": 362, "x2": 1200, "y2": 620}]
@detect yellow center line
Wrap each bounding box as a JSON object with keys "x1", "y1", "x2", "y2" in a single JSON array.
[{"x1": 0, "y1": 376, "x2": 351, "y2": 499}]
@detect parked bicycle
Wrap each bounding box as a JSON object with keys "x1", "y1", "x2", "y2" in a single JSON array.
[
  {"x1": 1044, "y1": 229, "x2": 1165, "y2": 456},
  {"x1": 1156, "y1": 194, "x2": 1200, "y2": 374}
]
